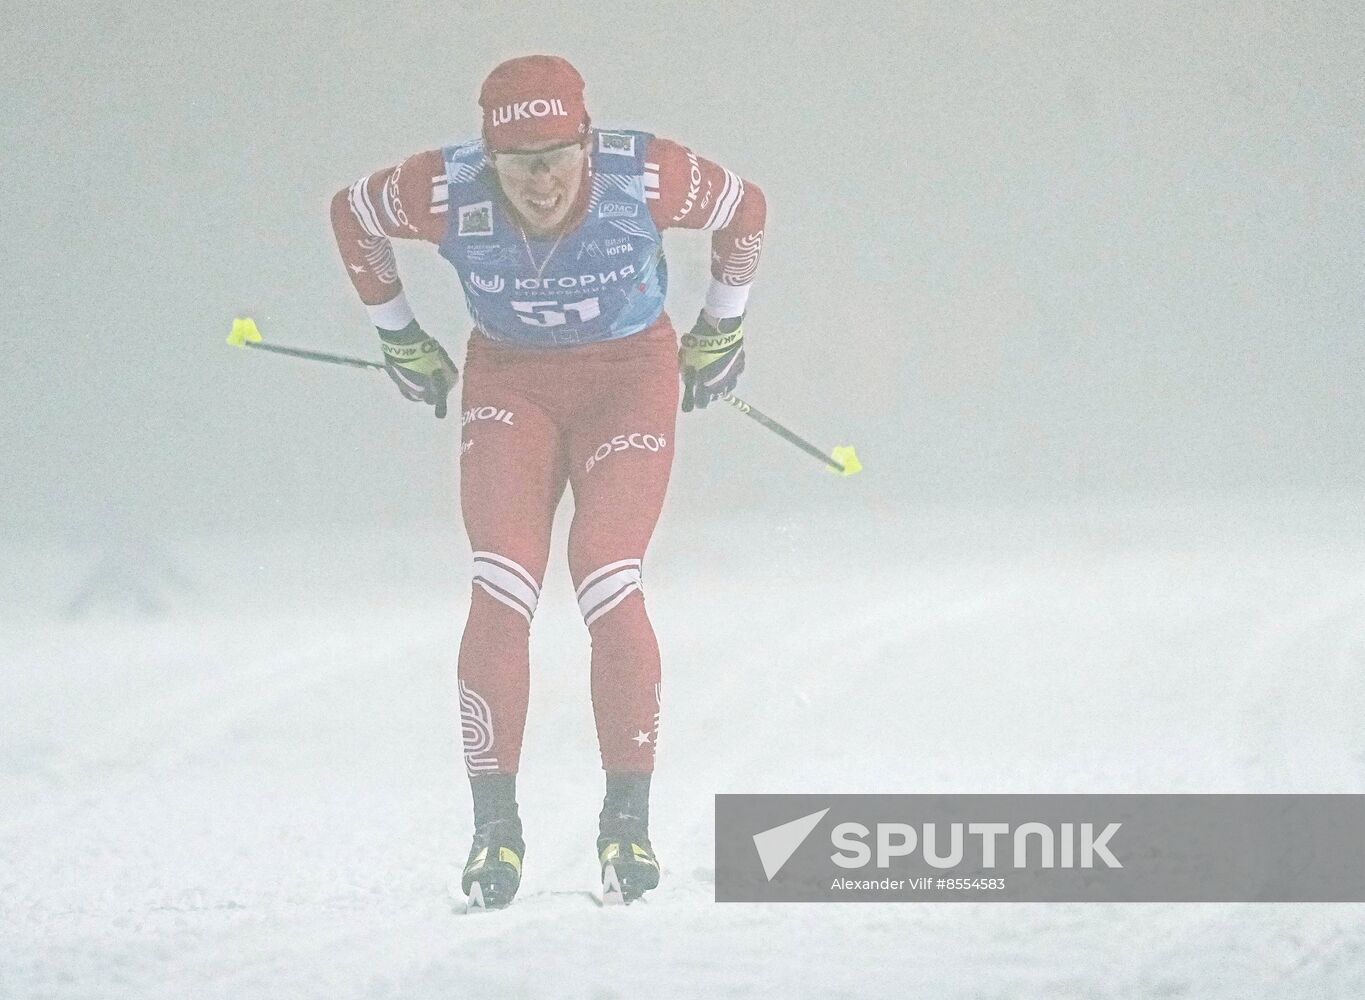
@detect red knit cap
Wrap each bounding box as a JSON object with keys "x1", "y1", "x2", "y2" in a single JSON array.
[{"x1": 478, "y1": 55, "x2": 590, "y2": 152}]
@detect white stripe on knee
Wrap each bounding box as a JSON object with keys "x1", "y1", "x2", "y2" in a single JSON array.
[
  {"x1": 472, "y1": 551, "x2": 540, "y2": 623},
  {"x1": 577, "y1": 558, "x2": 643, "y2": 628}
]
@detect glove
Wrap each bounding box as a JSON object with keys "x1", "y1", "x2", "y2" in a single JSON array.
[
  {"x1": 378, "y1": 320, "x2": 458, "y2": 419},
  {"x1": 678, "y1": 311, "x2": 745, "y2": 412}
]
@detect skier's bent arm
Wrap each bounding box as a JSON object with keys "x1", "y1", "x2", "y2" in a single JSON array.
[
  {"x1": 646, "y1": 136, "x2": 766, "y2": 411},
  {"x1": 704, "y1": 178, "x2": 766, "y2": 325},
  {"x1": 645, "y1": 137, "x2": 767, "y2": 323},
  {"x1": 329, "y1": 149, "x2": 457, "y2": 415},
  {"x1": 329, "y1": 148, "x2": 447, "y2": 331}
]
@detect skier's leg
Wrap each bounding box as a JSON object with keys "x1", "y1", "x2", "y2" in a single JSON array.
[
  {"x1": 457, "y1": 366, "x2": 568, "y2": 781},
  {"x1": 565, "y1": 342, "x2": 678, "y2": 775},
  {"x1": 564, "y1": 329, "x2": 678, "y2": 901},
  {"x1": 456, "y1": 356, "x2": 569, "y2": 909}
]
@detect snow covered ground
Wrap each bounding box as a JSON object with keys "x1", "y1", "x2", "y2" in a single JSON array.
[{"x1": 3, "y1": 496, "x2": 1363, "y2": 999}]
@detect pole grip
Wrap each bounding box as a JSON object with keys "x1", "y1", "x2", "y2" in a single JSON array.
[{"x1": 433, "y1": 372, "x2": 450, "y2": 419}]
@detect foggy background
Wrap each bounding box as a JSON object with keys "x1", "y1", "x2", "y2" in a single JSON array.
[
  {"x1": 4, "y1": 5, "x2": 1364, "y2": 997},
  {"x1": 2, "y1": 0, "x2": 1361, "y2": 539}
]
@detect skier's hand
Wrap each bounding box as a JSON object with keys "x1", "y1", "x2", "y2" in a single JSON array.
[
  {"x1": 378, "y1": 320, "x2": 459, "y2": 419},
  {"x1": 678, "y1": 310, "x2": 744, "y2": 413}
]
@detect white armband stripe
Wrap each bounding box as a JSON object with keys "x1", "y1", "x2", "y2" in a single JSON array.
[
  {"x1": 348, "y1": 178, "x2": 386, "y2": 238},
  {"x1": 704, "y1": 169, "x2": 744, "y2": 231}
]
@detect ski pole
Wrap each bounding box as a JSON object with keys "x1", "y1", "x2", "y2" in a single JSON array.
[
  {"x1": 228, "y1": 318, "x2": 850, "y2": 462},
  {"x1": 226, "y1": 316, "x2": 449, "y2": 418},
  {"x1": 226, "y1": 317, "x2": 385, "y2": 370},
  {"x1": 720, "y1": 392, "x2": 861, "y2": 477}
]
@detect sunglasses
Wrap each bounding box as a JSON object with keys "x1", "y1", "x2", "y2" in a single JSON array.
[{"x1": 491, "y1": 141, "x2": 587, "y2": 179}]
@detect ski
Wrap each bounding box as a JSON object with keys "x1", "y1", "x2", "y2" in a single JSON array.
[{"x1": 600, "y1": 864, "x2": 625, "y2": 906}]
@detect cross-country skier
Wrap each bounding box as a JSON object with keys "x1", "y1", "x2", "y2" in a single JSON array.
[{"x1": 330, "y1": 54, "x2": 765, "y2": 907}]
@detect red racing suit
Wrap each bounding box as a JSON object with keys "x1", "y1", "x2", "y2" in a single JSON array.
[{"x1": 332, "y1": 134, "x2": 765, "y2": 775}]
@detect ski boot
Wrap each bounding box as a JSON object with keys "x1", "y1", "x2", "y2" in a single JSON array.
[
  {"x1": 462, "y1": 775, "x2": 524, "y2": 911},
  {"x1": 597, "y1": 773, "x2": 660, "y2": 904}
]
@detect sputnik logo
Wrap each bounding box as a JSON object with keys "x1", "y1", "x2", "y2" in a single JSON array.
[{"x1": 752, "y1": 808, "x2": 829, "y2": 881}]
